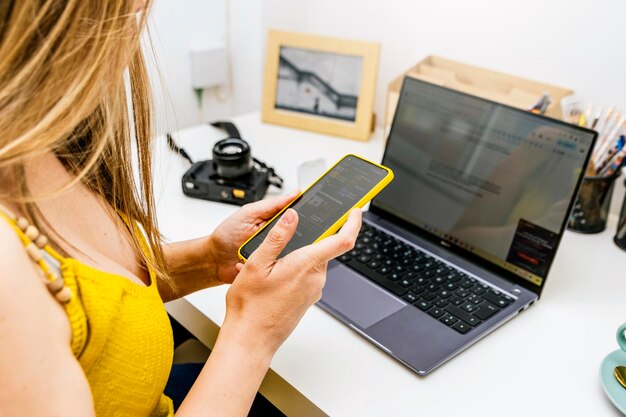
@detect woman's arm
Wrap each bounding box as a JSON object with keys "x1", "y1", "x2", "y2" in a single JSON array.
[
  {"x1": 160, "y1": 237, "x2": 222, "y2": 302},
  {"x1": 176, "y1": 209, "x2": 362, "y2": 416},
  {"x1": 175, "y1": 320, "x2": 273, "y2": 416},
  {"x1": 159, "y1": 192, "x2": 300, "y2": 302},
  {"x1": 0, "y1": 221, "x2": 96, "y2": 416}
]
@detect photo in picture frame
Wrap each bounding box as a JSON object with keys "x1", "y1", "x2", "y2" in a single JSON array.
[{"x1": 262, "y1": 30, "x2": 380, "y2": 141}]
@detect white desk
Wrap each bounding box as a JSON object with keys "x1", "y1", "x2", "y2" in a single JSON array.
[{"x1": 156, "y1": 112, "x2": 626, "y2": 417}]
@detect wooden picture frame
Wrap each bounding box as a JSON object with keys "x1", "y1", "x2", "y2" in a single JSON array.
[{"x1": 262, "y1": 30, "x2": 380, "y2": 141}]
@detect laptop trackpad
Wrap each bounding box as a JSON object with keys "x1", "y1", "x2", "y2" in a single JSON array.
[{"x1": 321, "y1": 263, "x2": 405, "y2": 329}]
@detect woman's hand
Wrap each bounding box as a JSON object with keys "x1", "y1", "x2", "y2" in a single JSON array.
[
  {"x1": 223, "y1": 207, "x2": 362, "y2": 356},
  {"x1": 207, "y1": 191, "x2": 299, "y2": 284}
]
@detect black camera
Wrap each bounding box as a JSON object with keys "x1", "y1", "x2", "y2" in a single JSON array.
[{"x1": 170, "y1": 122, "x2": 283, "y2": 206}]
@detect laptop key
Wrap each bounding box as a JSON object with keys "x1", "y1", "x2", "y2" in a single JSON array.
[
  {"x1": 444, "y1": 282, "x2": 458, "y2": 290},
  {"x1": 427, "y1": 307, "x2": 445, "y2": 318},
  {"x1": 434, "y1": 298, "x2": 449, "y2": 308},
  {"x1": 412, "y1": 286, "x2": 425, "y2": 295},
  {"x1": 472, "y1": 302, "x2": 500, "y2": 320},
  {"x1": 422, "y1": 260, "x2": 437, "y2": 270},
  {"x1": 444, "y1": 305, "x2": 481, "y2": 326},
  {"x1": 461, "y1": 302, "x2": 478, "y2": 313},
  {"x1": 421, "y1": 291, "x2": 437, "y2": 301},
  {"x1": 346, "y1": 259, "x2": 408, "y2": 297},
  {"x1": 399, "y1": 278, "x2": 414, "y2": 288},
  {"x1": 446, "y1": 273, "x2": 461, "y2": 282},
  {"x1": 449, "y1": 296, "x2": 464, "y2": 306},
  {"x1": 357, "y1": 255, "x2": 371, "y2": 263},
  {"x1": 472, "y1": 286, "x2": 486, "y2": 295},
  {"x1": 367, "y1": 261, "x2": 380, "y2": 269},
  {"x1": 437, "y1": 289, "x2": 452, "y2": 299},
  {"x1": 482, "y1": 291, "x2": 511, "y2": 308},
  {"x1": 452, "y1": 321, "x2": 471, "y2": 334},
  {"x1": 416, "y1": 300, "x2": 432, "y2": 311},
  {"x1": 460, "y1": 279, "x2": 475, "y2": 289},
  {"x1": 415, "y1": 276, "x2": 429, "y2": 285},
  {"x1": 467, "y1": 294, "x2": 483, "y2": 304},
  {"x1": 424, "y1": 269, "x2": 438, "y2": 278},
  {"x1": 338, "y1": 254, "x2": 351, "y2": 262},
  {"x1": 433, "y1": 276, "x2": 445, "y2": 284},
  {"x1": 403, "y1": 292, "x2": 419, "y2": 303},
  {"x1": 389, "y1": 272, "x2": 402, "y2": 281},
  {"x1": 439, "y1": 313, "x2": 458, "y2": 326}
]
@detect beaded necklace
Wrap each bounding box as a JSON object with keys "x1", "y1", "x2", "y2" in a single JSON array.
[{"x1": 0, "y1": 203, "x2": 72, "y2": 303}]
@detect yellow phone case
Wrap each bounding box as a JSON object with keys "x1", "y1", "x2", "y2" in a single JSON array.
[{"x1": 238, "y1": 154, "x2": 394, "y2": 262}]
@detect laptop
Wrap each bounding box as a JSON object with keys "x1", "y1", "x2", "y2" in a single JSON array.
[{"x1": 318, "y1": 76, "x2": 597, "y2": 375}]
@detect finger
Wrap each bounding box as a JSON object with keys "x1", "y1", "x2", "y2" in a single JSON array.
[
  {"x1": 235, "y1": 263, "x2": 244, "y2": 272},
  {"x1": 248, "y1": 209, "x2": 299, "y2": 268},
  {"x1": 244, "y1": 189, "x2": 300, "y2": 219},
  {"x1": 292, "y1": 209, "x2": 362, "y2": 267}
]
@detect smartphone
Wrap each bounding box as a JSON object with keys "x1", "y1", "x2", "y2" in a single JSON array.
[{"x1": 238, "y1": 154, "x2": 394, "y2": 261}]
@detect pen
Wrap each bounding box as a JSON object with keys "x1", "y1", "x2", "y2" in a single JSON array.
[
  {"x1": 584, "y1": 105, "x2": 593, "y2": 128},
  {"x1": 596, "y1": 135, "x2": 625, "y2": 173},
  {"x1": 591, "y1": 108, "x2": 601, "y2": 130},
  {"x1": 599, "y1": 151, "x2": 625, "y2": 177},
  {"x1": 594, "y1": 119, "x2": 625, "y2": 167},
  {"x1": 593, "y1": 113, "x2": 622, "y2": 164}
]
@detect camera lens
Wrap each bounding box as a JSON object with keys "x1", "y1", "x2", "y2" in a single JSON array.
[{"x1": 212, "y1": 137, "x2": 253, "y2": 179}]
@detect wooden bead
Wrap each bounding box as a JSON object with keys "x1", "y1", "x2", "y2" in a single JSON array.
[
  {"x1": 16, "y1": 217, "x2": 29, "y2": 231},
  {"x1": 35, "y1": 235, "x2": 48, "y2": 249},
  {"x1": 46, "y1": 277, "x2": 65, "y2": 294},
  {"x1": 54, "y1": 286, "x2": 72, "y2": 303},
  {"x1": 25, "y1": 225, "x2": 39, "y2": 241},
  {"x1": 25, "y1": 243, "x2": 42, "y2": 262}
]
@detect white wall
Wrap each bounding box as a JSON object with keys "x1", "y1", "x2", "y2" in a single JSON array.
[
  {"x1": 146, "y1": 0, "x2": 263, "y2": 133},
  {"x1": 148, "y1": 0, "x2": 626, "y2": 130},
  {"x1": 260, "y1": 0, "x2": 626, "y2": 124},
  {"x1": 147, "y1": 1, "x2": 626, "y2": 213},
  {"x1": 147, "y1": 0, "x2": 228, "y2": 132}
]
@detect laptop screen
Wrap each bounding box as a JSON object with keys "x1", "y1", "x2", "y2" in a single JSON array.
[{"x1": 372, "y1": 77, "x2": 596, "y2": 288}]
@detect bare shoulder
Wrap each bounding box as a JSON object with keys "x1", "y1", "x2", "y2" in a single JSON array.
[
  {"x1": 0, "y1": 218, "x2": 66, "y2": 323},
  {"x1": 0, "y1": 218, "x2": 95, "y2": 415}
]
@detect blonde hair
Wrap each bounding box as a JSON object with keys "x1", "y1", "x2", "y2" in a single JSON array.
[{"x1": 0, "y1": 1, "x2": 170, "y2": 284}]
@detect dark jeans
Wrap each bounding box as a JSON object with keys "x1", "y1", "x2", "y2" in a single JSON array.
[{"x1": 164, "y1": 363, "x2": 285, "y2": 417}]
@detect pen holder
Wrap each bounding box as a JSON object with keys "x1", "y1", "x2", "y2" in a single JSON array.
[
  {"x1": 614, "y1": 179, "x2": 626, "y2": 251},
  {"x1": 568, "y1": 171, "x2": 621, "y2": 234}
]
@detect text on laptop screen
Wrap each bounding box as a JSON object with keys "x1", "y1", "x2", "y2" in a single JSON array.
[{"x1": 373, "y1": 78, "x2": 594, "y2": 286}]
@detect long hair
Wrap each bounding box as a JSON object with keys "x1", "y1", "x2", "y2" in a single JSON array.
[{"x1": 0, "y1": 1, "x2": 170, "y2": 284}]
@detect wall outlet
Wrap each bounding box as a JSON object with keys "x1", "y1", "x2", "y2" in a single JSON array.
[{"x1": 190, "y1": 43, "x2": 228, "y2": 89}]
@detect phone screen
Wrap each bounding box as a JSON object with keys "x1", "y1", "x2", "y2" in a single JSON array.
[{"x1": 240, "y1": 155, "x2": 390, "y2": 259}]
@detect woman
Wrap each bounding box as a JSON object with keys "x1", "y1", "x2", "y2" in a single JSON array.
[{"x1": 0, "y1": 1, "x2": 361, "y2": 416}]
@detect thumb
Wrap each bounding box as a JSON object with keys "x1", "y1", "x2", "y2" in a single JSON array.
[{"x1": 248, "y1": 209, "x2": 299, "y2": 268}]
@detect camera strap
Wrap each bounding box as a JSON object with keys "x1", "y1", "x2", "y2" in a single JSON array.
[
  {"x1": 210, "y1": 121, "x2": 242, "y2": 140},
  {"x1": 167, "y1": 121, "x2": 284, "y2": 189},
  {"x1": 253, "y1": 157, "x2": 284, "y2": 188}
]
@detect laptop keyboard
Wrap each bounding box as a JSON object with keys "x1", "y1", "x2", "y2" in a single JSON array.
[{"x1": 336, "y1": 222, "x2": 515, "y2": 334}]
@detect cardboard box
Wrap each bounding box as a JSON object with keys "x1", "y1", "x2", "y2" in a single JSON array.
[{"x1": 385, "y1": 55, "x2": 573, "y2": 134}]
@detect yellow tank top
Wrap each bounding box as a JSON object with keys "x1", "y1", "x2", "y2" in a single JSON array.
[{"x1": 0, "y1": 210, "x2": 175, "y2": 417}]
